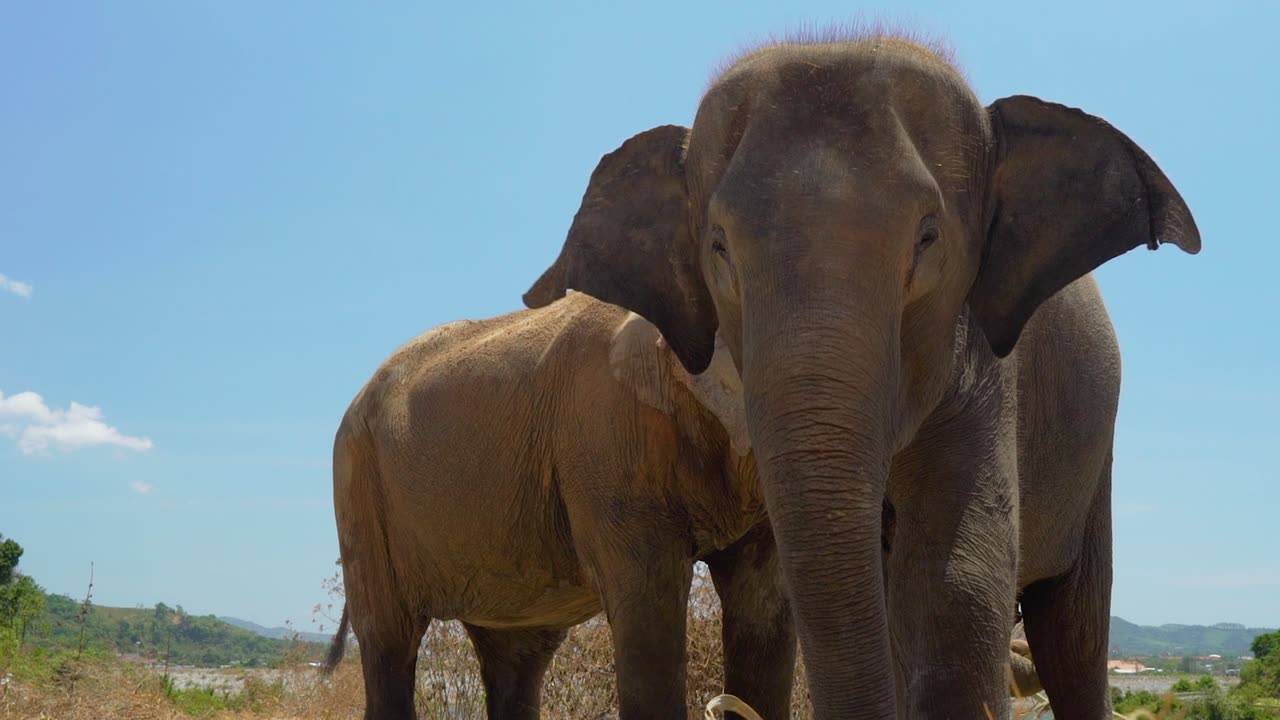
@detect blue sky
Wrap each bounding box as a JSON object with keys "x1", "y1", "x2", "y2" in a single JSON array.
[{"x1": 1, "y1": 1, "x2": 1275, "y2": 633}]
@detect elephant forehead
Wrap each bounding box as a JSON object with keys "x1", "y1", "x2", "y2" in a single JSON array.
[{"x1": 693, "y1": 40, "x2": 987, "y2": 218}]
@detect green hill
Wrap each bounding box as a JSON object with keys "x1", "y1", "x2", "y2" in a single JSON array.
[
  {"x1": 28, "y1": 594, "x2": 321, "y2": 667},
  {"x1": 1110, "y1": 616, "x2": 1275, "y2": 657}
]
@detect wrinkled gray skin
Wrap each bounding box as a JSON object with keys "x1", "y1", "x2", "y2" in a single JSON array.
[{"x1": 525, "y1": 35, "x2": 1199, "y2": 719}]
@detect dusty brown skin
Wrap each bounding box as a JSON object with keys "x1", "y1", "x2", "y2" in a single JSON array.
[
  {"x1": 525, "y1": 35, "x2": 1199, "y2": 719},
  {"x1": 328, "y1": 293, "x2": 795, "y2": 720}
]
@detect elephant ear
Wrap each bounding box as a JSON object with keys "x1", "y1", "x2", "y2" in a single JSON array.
[
  {"x1": 524, "y1": 125, "x2": 718, "y2": 374},
  {"x1": 971, "y1": 95, "x2": 1201, "y2": 357},
  {"x1": 673, "y1": 333, "x2": 751, "y2": 457}
]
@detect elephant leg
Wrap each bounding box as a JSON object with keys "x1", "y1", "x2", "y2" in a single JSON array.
[
  {"x1": 464, "y1": 624, "x2": 567, "y2": 720},
  {"x1": 1020, "y1": 460, "x2": 1113, "y2": 720},
  {"x1": 358, "y1": 618, "x2": 427, "y2": 720},
  {"x1": 885, "y1": 440, "x2": 1019, "y2": 719},
  {"x1": 598, "y1": 544, "x2": 692, "y2": 720},
  {"x1": 705, "y1": 522, "x2": 796, "y2": 720}
]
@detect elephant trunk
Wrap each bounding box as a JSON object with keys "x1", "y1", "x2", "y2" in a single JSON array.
[{"x1": 742, "y1": 283, "x2": 902, "y2": 717}]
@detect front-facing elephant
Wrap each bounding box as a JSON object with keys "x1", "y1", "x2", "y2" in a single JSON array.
[{"x1": 524, "y1": 34, "x2": 1199, "y2": 719}]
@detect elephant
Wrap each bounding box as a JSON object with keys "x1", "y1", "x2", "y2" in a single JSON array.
[
  {"x1": 325, "y1": 292, "x2": 797, "y2": 719},
  {"x1": 323, "y1": 290, "x2": 1042, "y2": 719},
  {"x1": 522, "y1": 32, "x2": 1199, "y2": 719}
]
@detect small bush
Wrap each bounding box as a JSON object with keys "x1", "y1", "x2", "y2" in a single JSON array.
[
  {"x1": 166, "y1": 686, "x2": 233, "y2": 717},
  {"x1": 1114, "y1": 689, "x2": 1178, "y2": 715}
]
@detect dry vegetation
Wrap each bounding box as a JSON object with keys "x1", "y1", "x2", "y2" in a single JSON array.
[
  {"x1": 2, "y1": 570, "x2": 816, "y2": 719},
  {"x1": 2, "y1": 570, "x2": 1181, "y2": 719}
]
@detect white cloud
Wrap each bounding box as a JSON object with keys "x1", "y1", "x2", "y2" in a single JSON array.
[
  {"x1": 0, "y1": 273, "x2": 33, "y2": 299},
  {"x1": 129, "y1": 480, "x2": 155, "y2": 495},
  {"x1": 0, "y1": 391, "x2": 56, "y2": 424},
  {"x1": 0, "y1": 390, "x2": 153, "y2": 455}
]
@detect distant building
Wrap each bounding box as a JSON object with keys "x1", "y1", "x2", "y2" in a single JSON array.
[{"x1": 1108, "y1": 659, "x2": 1149, "y2": 674}]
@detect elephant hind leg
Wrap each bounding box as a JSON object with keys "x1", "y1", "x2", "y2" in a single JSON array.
[
  {"x1": 464, "y1": 624, "x2": 566, "y2": 720},
  {"x1": 358, "y1": 618, "x2": 429, "y2": 720},
  {"x1": 1021, "y1": 458, "x2": 1113, "y2": 719}
]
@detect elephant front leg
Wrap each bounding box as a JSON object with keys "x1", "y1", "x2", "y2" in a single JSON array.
[
  {"x1": 705, "y1": 521, "x2": 797, "y2": 720},
  {"x1": 885, "y1": 453, "x2": 1019, "y2": 719},
  {"x1": 603, "y1": 558, "x2": 693, "y2": 719},
  {"x1": 591, "y1": 534, "x2": 693, "y2": 720}
]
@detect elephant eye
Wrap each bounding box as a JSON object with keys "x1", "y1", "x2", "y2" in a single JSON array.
[{"x1": 917, "y1": 217, "x2": 940, "y2": 252}]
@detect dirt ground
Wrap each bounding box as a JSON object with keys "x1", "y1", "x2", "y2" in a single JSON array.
[{"x1": 163, "y1": 666, "x2": 314, "y2": 693}]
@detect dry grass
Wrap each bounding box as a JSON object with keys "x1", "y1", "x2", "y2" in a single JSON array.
[
  {"x1": 0, "y1": 654, "x2": 361, "y2": 720},
  {"x1": 393, "y1": 568, "x2": 813, "y2": 718},
  {"x1": 2, "y1": 569, "x2": 811, "y2": 719},
  {"x1": 1, "y1": 569, "x2": 1172, "y2": 719}
]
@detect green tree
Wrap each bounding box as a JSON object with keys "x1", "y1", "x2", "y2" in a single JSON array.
[
  {"x1": 0, "y1": 534, "x2": 23, "y2": 585},
  {"x1": 1253, "y1": 630, "x2": 1280, "y2": 660},
  {"x1": 0, "y1": 534, "x2": 47, "y2": 649},
  {"x1": 10, "y1": 575, "x2": 46, "y2": 646},
  {"x1": 1223, "y1": 635, "x2": 1280, "y2": 718}
]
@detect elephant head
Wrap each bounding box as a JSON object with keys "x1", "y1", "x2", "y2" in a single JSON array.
[{"x1": 526, "y1": 36, "x2": 1197, "y2": 716}]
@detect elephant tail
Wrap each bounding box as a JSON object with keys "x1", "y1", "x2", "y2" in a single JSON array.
[{"x1": 321, "y1": 604, "x2": 350, "y2": 676}]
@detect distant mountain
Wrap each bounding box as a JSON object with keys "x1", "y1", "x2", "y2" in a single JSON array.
[
  {"x1": 1111, "y1": 616, "x2": 1275, "y2": 657},
  {"x1": 219, "y1": 616, "x2": 332, "y2": 644}
]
